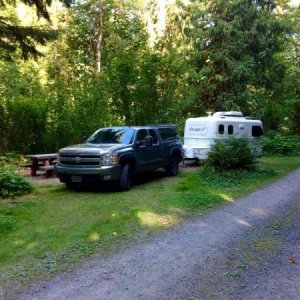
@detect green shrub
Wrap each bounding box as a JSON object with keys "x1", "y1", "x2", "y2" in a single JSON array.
[
  {"x1": 0, "y1": 169, "x2": 33, "y2": 198},
  {"x1": 204, "y1": 137, "x2": 256, "y2": 171},
  {"x1": 263, "y1": 131, "x2": 300, "y2": 155}
]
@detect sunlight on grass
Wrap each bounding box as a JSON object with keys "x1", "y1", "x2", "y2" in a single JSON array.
[
  {"x1": 219, "y1": 193, "x2": 234, "y2": 202},
  {"x1": 13, "y1": 240, "x2": 25, "y2": 246},
  {"x1": 137, "y1": 211, "x2": 178, "y2": 228},
  {"x1": 88, "y1": 232, "x2": 100, "y2": 242}
]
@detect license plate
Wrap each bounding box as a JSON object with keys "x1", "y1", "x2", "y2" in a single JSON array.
[{"x1": 71, "y1": 176, "x2": 82, "y2": 183}]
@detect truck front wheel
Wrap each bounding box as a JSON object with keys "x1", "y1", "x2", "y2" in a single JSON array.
[
  {"x1": 165, "y1": 156, "x2": 180, "y2": 176},
  {"x1": 118, "y1": 164, "x2": 131, "y2": 191}
]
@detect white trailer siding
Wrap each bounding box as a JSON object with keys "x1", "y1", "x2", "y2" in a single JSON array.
[{"x1": 183, "y1": 112, "x2": 263, "y2": 160}]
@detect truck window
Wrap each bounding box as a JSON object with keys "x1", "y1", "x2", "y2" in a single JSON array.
[
  {"x1": 87, "y1": 128, "x2": 135, "y2": 144},
  {"x1": 136, "y1": 129, "x2": 148, "y2": 142},
  {"x1": 158, "y1": 127, "x2": 178, "y2": 141},
  {"x1": 252, "y1": 126, "x2": 263, "y2": 137},
  {"x1": 228, "y1": 125, "x2": 234, "y2": 135},
  {"x1": 148, "y1": 129, "x2": 159, "y2": 145},
  {"x1": 218, "y1": 124, "x2": 224, "y2": 134}
]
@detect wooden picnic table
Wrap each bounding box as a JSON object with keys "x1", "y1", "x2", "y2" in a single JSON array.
[{"x1": 25, "y1": 153, "x2": 57, "y2": 176}]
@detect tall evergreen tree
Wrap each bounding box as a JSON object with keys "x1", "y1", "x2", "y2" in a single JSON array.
[{"x1": 186, "y1": 0, "x2": 287, "y2": 115}]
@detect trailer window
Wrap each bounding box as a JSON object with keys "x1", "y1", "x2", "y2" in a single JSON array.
[
  {"x1": 218, "y1": 124, "x2": 224, "y2": 134},
  {"x1": 252, "y1": 126, "x2": 263, "y2": 137},
  {"x1": 228, "y1": 125, "x2": 234, "y2": 135}
]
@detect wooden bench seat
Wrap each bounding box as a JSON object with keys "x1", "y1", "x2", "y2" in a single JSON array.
[
  {"x1": 20, "y1": 163, "x2": 33, "y2": 168},
  {"x1": 38, "y1": 165, "x2": 55, "y2": 177},
  {"x1": 21, "y1": 162, "x2": 44, "y2": 168}
]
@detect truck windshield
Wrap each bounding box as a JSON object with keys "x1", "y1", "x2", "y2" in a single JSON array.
[{"x1": 86, "y1": 128, "x2": 135, "y2": 144}]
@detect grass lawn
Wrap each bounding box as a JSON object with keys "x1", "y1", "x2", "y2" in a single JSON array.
[{"x1": 1, "y1": 155, "x2": 300, "y2": 292}]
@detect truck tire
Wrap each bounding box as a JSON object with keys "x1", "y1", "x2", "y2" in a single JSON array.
[
  {"x1": 118, "y1": 164, "x2": 131, "y2": 191},
  {"x1": 165, "y1": 156, "x2": 180, "y2": 176}
]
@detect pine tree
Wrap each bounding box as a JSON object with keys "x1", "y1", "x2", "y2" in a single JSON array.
[
  {"x1": 187, "y1": 0, "x2": 287, "y2": 114},
  {"x1": 0, "y1": 0, "x2": 69, "y2": 59}
]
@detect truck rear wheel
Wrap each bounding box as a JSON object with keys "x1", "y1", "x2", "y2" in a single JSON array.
[
  {"x1": 118, "y1": 164, "x2": 131, "y2": 191},
  {"x1": 165, "y1": 156, "x2": 180, "y2": 176}
]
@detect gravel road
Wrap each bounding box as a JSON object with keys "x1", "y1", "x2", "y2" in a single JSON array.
[{"x1": 14, "y1": 168, "x2": 300, "y2": 300}]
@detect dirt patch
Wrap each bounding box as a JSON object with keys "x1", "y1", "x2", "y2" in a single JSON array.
[{"x1": 21, "y1": 170, "x2": 61, "y2": 185}]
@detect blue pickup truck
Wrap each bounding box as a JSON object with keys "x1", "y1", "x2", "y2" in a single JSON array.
[{"x1": 55, "y1": 125, "x2": 183, "y2": 190}]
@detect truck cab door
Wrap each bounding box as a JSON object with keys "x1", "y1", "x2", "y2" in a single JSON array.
[
  {"x1": 135, "y1": 129, "x2": 163, "y2": 172},
  {"x1": 135, "y1": 129, "x2": 152, "y2": 172},
  {"x1": 148, "y1": 129, "x2": 164, "y2": 168}
]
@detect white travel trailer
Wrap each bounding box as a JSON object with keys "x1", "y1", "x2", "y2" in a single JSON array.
[{"x1": 183, "y1": 111, "x2": 263, "y2": 161}]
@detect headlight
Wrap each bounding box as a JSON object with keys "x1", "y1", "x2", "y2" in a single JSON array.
[
  {"x1": 57, "y1": 153, "x2": 61, "y2": 163},
  {"x1": 102, "y1": 152, "x2": 119, "y2": 166}
]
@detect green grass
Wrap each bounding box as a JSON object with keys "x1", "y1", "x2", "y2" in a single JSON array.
[{"x1": 0, "y1": 155, "x2": 300, "y2": 292}]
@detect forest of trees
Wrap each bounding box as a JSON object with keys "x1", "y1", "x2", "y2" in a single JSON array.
[{"x1": 0, "y1": 0, "x2": 299, "y2": 153}]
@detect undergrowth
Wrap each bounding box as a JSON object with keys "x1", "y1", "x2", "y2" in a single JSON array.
[{"x1": 198, "y1": 165, "x2": 277, "y2": 188}]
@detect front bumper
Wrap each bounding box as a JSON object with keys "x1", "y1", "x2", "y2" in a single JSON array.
[{"x1": 55, "y1": 164, "x2": 121, "y2": 183}]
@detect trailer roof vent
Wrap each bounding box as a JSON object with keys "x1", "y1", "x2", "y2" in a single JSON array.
[
  {"x1": 213, "y1": 111, "x2": 243, "y2": 117},
  {"x1": 213, "y1": 112, "x2": 225, "y2": 117},
  {"x1": 224, "y1": 111, "x2": 243, "y2": 117}
]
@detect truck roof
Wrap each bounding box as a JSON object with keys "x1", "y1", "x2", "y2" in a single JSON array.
[{"x1": 97, "y1": 125, "x2": 177, "y2": 130}]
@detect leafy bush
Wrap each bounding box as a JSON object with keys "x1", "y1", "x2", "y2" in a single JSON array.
[
  {"x1": 263, "y1": 131, "x2": 300, "y2": 155},
  {"x1": 204, "y1": 137, "x2": 256, "y2": 171},
  {"x1": 0, "y1": 169, "x2": 33, "y2": 198}
]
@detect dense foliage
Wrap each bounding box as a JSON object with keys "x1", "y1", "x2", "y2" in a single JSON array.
[
  {"x1": 187, "y1": 0, "x2": 287, "y2": 114},
  {"x1": 204, "y1": 138, "x2": 256, "y2": 171},
  {"x1": 0, "y1": 0, "x2": 299, "y2": 153},
  {"x1": 263, "y1": 131, "x2": 300, "y2": 154}
]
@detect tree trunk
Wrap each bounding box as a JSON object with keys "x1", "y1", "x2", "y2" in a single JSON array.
[
  {"x1": 95, "y1": 0, "x2": 104, "y2": 72},
  {"x1": 89, "y1": 0, "x2": 104, "y2": 73}
]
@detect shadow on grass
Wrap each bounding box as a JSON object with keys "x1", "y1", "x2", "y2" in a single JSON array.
[{"x1": 60, "y1": 169, "x2": 171, "y2": 193}]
